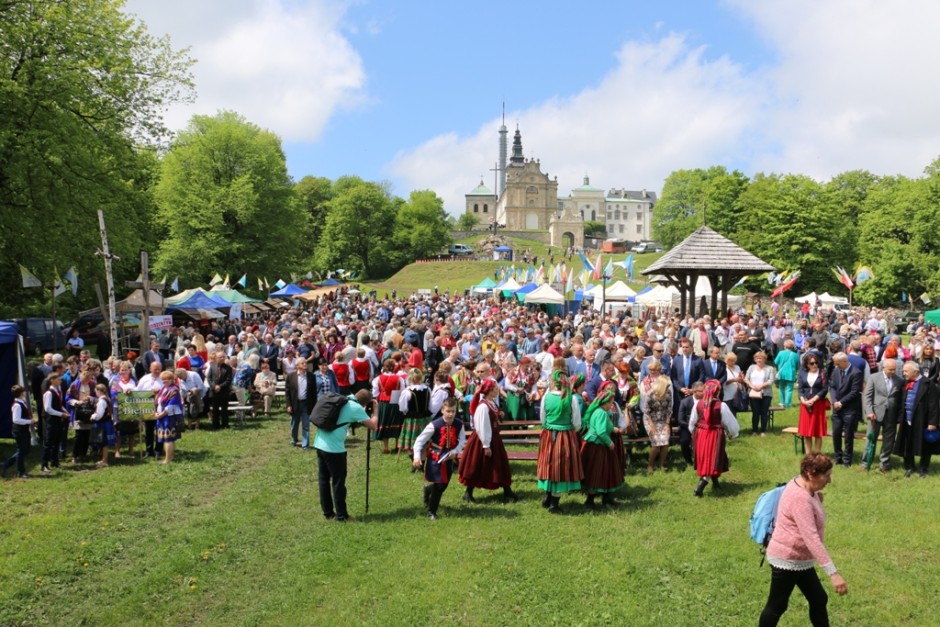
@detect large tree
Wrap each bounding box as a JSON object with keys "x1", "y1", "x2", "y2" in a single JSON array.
[
  {"x1": 391, "y1": 190, "x2": 452, "y2": 264},
  {"x1": 652, "y1": 166, "x2": 749, "y2": 248},
  {"x1": 294, "y1": 175, "x2": 334, "y2": 248},
  {"x1": 153, "y1": 111, "x2": 307, "y2": 283},
  {"x1": 0, "y1": 0, "x2": 193, "y2": 316},
  {"x1": 315, "y1": 179, "x2": 397, "y2": 278}
]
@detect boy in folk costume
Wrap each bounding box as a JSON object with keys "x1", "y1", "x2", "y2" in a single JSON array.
[
  {"x1": 412, "y1": 398, "x2": 466, "y2": 520},
  {"x1": 581, "y1": 381, "x2": 627, "y2": 508},
  {"x1": 537, "y1": 371, "x2": 584, "y2": 513},
  {"x1": 458, "y1": 378, "x2": 518, "y2": 503},
  {"x1": 689, "y1": 379, "x2": 740, "y2": 497}
]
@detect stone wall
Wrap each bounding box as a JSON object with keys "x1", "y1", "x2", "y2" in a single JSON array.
[{"x1": 451, "y1": 229, "x2": 551, "y2": 245}]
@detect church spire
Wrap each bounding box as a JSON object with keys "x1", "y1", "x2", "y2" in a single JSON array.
[{"x1": 510, "y1": 125, "x2": 524, "y2": 165}]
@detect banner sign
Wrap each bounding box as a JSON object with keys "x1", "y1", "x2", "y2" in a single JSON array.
[
  {"x1": 116, "y1": 391, "x2": 156, "y2": 421},
  {"x1": 150, "y1": 315, "x2": 173, "y2": 333}
]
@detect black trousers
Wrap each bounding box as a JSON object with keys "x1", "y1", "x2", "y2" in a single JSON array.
[
  {"x1": 42, "y1": 416, "x2": 63, "y2": 467},
  {"x1": 72, "y1": 429, "x2": 91, "y2": 459},
  {"x1": 831, "y1": 411, "x2": 860, "y2": 465},
  {"x1": 903, "y1": 447, "x2": 932, "y2": 472},
  {"x1": 427, "y1": 482, "x2": 449, "y2": 514},
  {"x1": 3, "y1": 426, "x2": 32, "y2": 475},
  {"x1": 143, "y1": 420, "x2": 161, "y2": 455},
  {"x1": 751, "y1": 395, "x2": 772, "y2": 433},
  {"x1": 316, "y1": 449, "x2": 349, "y2": 519},
  {"x1": 210, "y1": 395, "x2": 229, "y2": 429},
  {"x1": 759, "y1": 566, "x2": 829, "y2": 627},
  {"x1": 678, "y1": 426, "x2": 693, "y2": 464}
]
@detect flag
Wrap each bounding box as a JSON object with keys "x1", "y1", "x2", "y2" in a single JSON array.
[
  {"x1": 854, "y1": 265, "x2": 874, "y2": 284},
  {"x1": 770, "y1": 271, "x2": 800, "y2": 298},
  {"x1": 223, "y1": 274, "x2": 230, "y2": 287},
  {"x1": 766, "y1": 271, "x2": 776, "y2": 285},
  {"x1": 237, "y1": 274, "x2": 247, "y2": 288},
  {"x1": 274, "y1": 279, "x2": 286, "y2": 289},
  {"x1": 731, "y1": 276, "x2": 748, "y2": 290},
  {"x1": 578, "y1": 251, "x2": 594, "y2": 273},
  {"x1": 579, "y1": 270, "x2": 590, "y2": 288},
  {"x1": 210, "y1": 273, "x2": 223, "y2": 286},
  {"x1": 264, "y1": 277, "x2": 270, "y2": 289},
  {"x1": 901, "y1": 291, "x2": 908, "y2": 303},
  {"x1": 306, "y1": 271, "x2": 313, "y2": 280},
  {"x1": 290, "y1": 273, "x2": 298, "y2": 283},
  {"x1": 171, "y1": 277, "x2": 179, "y2": 293},
  {"x1": 616, "y1": 254, "x2": 635, "y2": 281},
  {"x1": 565, "y1": 266, "x2": 574, "y2": 295},
  {"x1": 52, "y1": 268, "x2": 66, "y2": 297},
  {"x1": 534, "y1": 265, "x2": 545, "y2": 284},
  {"x1": 20, "y1": 265, "x2": 42, "y2": 288},
  {"x1": 258, "y1": 278, "x2": 264, "y2": 290},
  {"x1": 592, "y1": 254, "x2": 603, "y2": 281},
  {"x1": 603, "y1": 258, "x2": 614, "y2": 279},
  {"x1": 62, "y1": 267, "x2": 78, "y2": 296},
  {"x1": 832, "y1": 266, "x2": 854, "y2": 290},
  {"x1": 920, "y1": 292, "x2": 931, "y2": 304}
]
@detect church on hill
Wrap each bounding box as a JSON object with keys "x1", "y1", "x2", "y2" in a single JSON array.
[{"x1": 464, "y1": 117, "x2": 656, "y2": 250}]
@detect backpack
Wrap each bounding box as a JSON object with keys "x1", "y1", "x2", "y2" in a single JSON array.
[
  {"x1": 311, "y1": 392, "x2": 349, "y2": 431},
  {"x1": 749, "y1": 483, "x2": 787, "y2": 566}
]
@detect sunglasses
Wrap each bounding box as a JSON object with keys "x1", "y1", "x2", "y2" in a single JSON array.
[{"x1": 807, "y1": 361, "x2": 818, "y2": 366}]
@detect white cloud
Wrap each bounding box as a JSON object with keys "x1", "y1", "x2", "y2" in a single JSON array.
[
  {"x1": 125, "y1": 0, "x2": 365, "y2": 140},
  {"x1": 731, "y1": 0, "x2": 940, "y2": 179},
  {"x1": 389, "y1": 33, "x2": 761, "y2": 215},
  {"x1": 391, "y1": 1, "x2": 940, "y2": 215}
]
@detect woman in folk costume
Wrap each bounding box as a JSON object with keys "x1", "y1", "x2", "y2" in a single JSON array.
[
  {"x1": 504, "y1": 357, "x2": 539, "y2": 421},
  {"x1": 570, "y1": 373, "x2": 588, "y2": 429},
  {"x1": 536, "y1": 370, "x2": 584, "y2": 513},
  {"x1": 581, "y1": 380, "x2": 627, "y2": 508},
  {"x1": 458, "y1": 378, "x2": 517, "y2": 503},
  {"x1": 154, "y1": 371, "x2": 184, "y2": 465},
  {"x1": 397, "y1": 369, "x2": 432, "y2": 453},
  {"x1": 688, "y1": 379, "x2": 740, "y2": 497},
  {"x1": 372, "y1": 359, "x2": 405, "y2": 454}
]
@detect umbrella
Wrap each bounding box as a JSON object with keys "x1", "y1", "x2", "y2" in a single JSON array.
[{"x1": 861, "y1": 428, "x2": 877, "y2": 469}]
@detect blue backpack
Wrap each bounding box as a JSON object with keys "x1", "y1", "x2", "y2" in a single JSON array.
[{"x1": 749, "y1": 483, "x2": 787, "y2": 565}]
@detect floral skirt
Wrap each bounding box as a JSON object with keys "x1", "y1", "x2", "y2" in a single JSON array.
[
  {"x1": 156, "y1": 416, "x2": 181, "y2": 443},
  {"x1": 399, "y1": 415, "x2": 431, "y2": 451}
]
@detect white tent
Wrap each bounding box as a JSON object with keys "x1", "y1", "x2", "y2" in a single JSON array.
[
  {"x1": 635, "y1": 285, "x2": 678, "y2": 307},
  {"x1": 794, "y1": 292, "x2": 818, "y2": 304},
  {"x1": 604, "y1": 281, "x2": 637, "y2": 300},
  {"x1": 524, "y1": 284, "x2": 565, "y2": 305},
  {"x1": 499, "y1": 277, "x2": 523, "y2": 293},
  {"x1": 795, "y1": 291, "x2": 849, "y2": 306},
  {"x1": 636, "y1": 283, "x2": 743, "y2": 313}
]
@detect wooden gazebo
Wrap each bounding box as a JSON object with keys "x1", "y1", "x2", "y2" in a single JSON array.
[{"x1": 641, "y1": 226, "x2": 774, "y2": 318}]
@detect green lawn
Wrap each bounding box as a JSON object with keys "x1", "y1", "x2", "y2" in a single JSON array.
[
  {"x1": 365, "y1": 248, "x2": 664, "y2": 297},
  {"x1": 1, "y1": 407, "x2": 935, "y2": 625}
]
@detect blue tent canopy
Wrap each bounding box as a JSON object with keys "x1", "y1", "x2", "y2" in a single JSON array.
[
  {"x1": 269, "y1": 283, "x2": 307, "y2": 297},
  {"x1": 494, "y1": 246, "x2": 512, "y2": 252},
  {"x1": 573, "y1": 289, "x2": 595, "y2": 302},
  {"x1": 319, "y1": 278, "x2": 342, "y2": 287},
  {"x1": 166, "y1": 291, "x2": 231, "y2": 310},
  {"x1": 513, "y1": 282, "x2": 538, "y2": 303}
]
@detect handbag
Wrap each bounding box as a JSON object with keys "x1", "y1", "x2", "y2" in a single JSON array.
[
  {"x1": 74, "y1": 402, "x2": 94, "y2": 423},
  {"x1": 748, "y1": 388, "x2": 763, "y2": 400},
  {"x1": 732, "y1": 387, "x2": 750, "y2": 412},
  {"x1": 89, "y1": 424, "x2": 104, "y2": 444}
]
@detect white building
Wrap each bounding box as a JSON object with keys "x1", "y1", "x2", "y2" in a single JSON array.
[{"x1": 559, "y1": 175, "x2": 657, "y2": 242}]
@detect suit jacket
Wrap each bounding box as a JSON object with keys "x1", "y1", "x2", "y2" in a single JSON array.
[
  {"x1": 286, "y1": 371, "x2": 318, "y2": 413},
  {"x1": 797, "y1": 368, "x2": 829, "y2": 402},
  {"x1": 703, "y1": 359, "x2": 727, "y2": 385},
  {"x1": 670, "y1": 354, "x2": 706, "y2": 391},
  {"x1": 895, "y1": 377, "x2": 940, "y2": 457},
  {"x1": 565, "y1": 356, "x2": 588, "y2": 379},
  {"x1": 863, "y1": 369, "x2": 903, "y2": 423},
  {"x1": 206, "y1": 362, "x2": 233, "y2": 397},
  {"x1": 584, "y1": 375, "x2": 622, "y2": 405},
  {"x1": 260, "y1": 343, "x2": 280, "y2": 372},
  {"x1": 829, "y1": 366, "x2": 863, "y2": 417}
]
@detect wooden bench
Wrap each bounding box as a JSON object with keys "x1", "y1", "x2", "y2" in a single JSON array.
[
  {"x1": 228, "y1": 402, "x2": 254, "y2": 425},
  {"x1": 506, "y1": 450, "x2": 539, "y2": 461},
  {"x1": 767, "y1": 405, "x2": 785, "y2": 430},
  {"x1": 782, "y1": 426, "x2": 881, "y2": 455}
]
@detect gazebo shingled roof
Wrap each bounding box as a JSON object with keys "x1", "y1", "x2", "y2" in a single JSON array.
[{"x1": 641, "y1": 226, "x2": 774, "y2": 317}]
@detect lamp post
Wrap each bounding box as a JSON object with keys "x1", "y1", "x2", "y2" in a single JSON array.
[{"x1": 600, "y1": 272, "x2": 611, "y2": 318}]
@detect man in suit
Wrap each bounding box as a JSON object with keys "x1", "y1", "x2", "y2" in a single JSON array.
[
  {"x1": 671, "y1": 338, "x2": 705, "y2": 415},
  {"x1": 689, "y1": 318, "x2": 715, "y2": 358},
  {"x1": 583, "y1": 347, "x2": 601, "y2": 382},
  {"x1": 260, "y1": 333, "x2": 280, "y2": 376},
  {"x1": 143, "y1": 340, "x2": 162, "y2": 372},
  {"x1": 565, "y1": 343, "x2": 588, "y2": 379},
  {"x1": 829, "y1": 352, "x2": 864, "y2": 467},
  {"x1": 703, "y1": 346, "x2": 727, "y2": 385},
  {"x1": 862, "y1": 358, "x2": 904, "y2": 473},
  {"x1": 206, "y1": 351, "x2": 234, "y2": 430},
  {"x1": 286, "y1": 357, "x2": 318, "y2": 449},
  {"x1": 585, "y1": 360, "x2": 621, "y2": 404},
  {"x1": 895, "y1": 360, "x2": 939, "y2": 478}
]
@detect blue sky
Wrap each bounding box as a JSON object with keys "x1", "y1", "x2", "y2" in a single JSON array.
[{"x1": 125, "y1": 0, "x2": 940, "y2": 214}]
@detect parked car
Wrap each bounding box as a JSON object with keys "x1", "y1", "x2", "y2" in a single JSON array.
[
  {"x1": 631, "y1": 241, "x2": 663, "y2": 253},
  {"x1": 5, "y1": 318, "x2": 67, "y2": 355},
  {"x1": 448, "y1": 243, "x2": 474, "y2": 256}
]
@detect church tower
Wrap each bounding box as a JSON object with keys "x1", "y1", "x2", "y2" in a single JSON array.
[{"x1": 498, "y1": 104, "x2": 507, "y2": 197}]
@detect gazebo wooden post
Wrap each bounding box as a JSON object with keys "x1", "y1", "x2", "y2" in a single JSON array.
[
  {"x1": 710, "y1": 274, "x2": 719, "y2": 319},
  {"x1": 721, "y1": 273, "x2": 731, "y2": 317},
  {"x1": 688, "y1": 272, "x2": 698, "y2": 319}
]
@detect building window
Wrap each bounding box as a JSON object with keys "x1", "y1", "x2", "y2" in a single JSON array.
[
  {"x1": 614, "y1": 210, "x2": 621, "y2": 220},
  {"x1": 618, "y1": 224, "x2": 624, "y2": 234},
  {"x1": 473, "y1": 204, "x2": 479, "y2": 213},
  {"x1": 608, "y1": 224, "x2": 615, "y2": 234},
  {"x1": 591, "y1": 210, "x2": 596, "y2": 221},
  {"x1": 636, "y1": 224, "x2": 643, "y2": 234},
  {"x1": 483, "y1": 204, "x2": 488, "y2": 213},
  {"x1": 527, "y1": 185, "x2": 538, "y2": 194}
]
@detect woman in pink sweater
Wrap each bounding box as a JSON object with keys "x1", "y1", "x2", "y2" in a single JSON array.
[{"x1": 759, "y1": 453, "x2": 848, "y2": 626}]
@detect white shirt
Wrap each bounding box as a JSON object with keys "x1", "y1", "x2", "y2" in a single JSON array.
[
  {"x1": 297, "y1": 373, "x2": 308, "y2": 400},
  {"x1": 688, "y1": 402, "x2": 740, "y2": 438},
  {"x1": 136, "y1": 374, "x2": 164, "y2": 392},
  {"x1": 43, "y1": 389, "x2": 68, "y2": 418},
  {"x1": 11, "y1": 399, "x2": 32, "y2": 425}
]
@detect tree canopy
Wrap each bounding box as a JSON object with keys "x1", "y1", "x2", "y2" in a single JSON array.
[{"x1": 0, "y1": 0, "x2": 193, "y2": 317}]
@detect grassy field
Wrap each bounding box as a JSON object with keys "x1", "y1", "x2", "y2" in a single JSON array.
[
  {"x1": 1, "y1": 406, "x2": 937, "y2": 626},
  {"x1": 366, "y1": 246, "x2": 664, "y2": 297}
]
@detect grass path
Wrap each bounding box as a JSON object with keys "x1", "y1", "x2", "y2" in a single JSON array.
[{"x1": 1, "y1": 408, "x2": 937, "y2": 625}]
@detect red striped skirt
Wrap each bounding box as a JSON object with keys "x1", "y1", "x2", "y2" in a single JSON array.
[
  {"x1": 536, "y1": 429, "x2": 584, "y2": 483},
  {"x1": 458, "y1": 431, "x2": 512, "y2": 489},
  {"x1": 581, "y1": 440, "x2": 624, "y2": 491}
]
